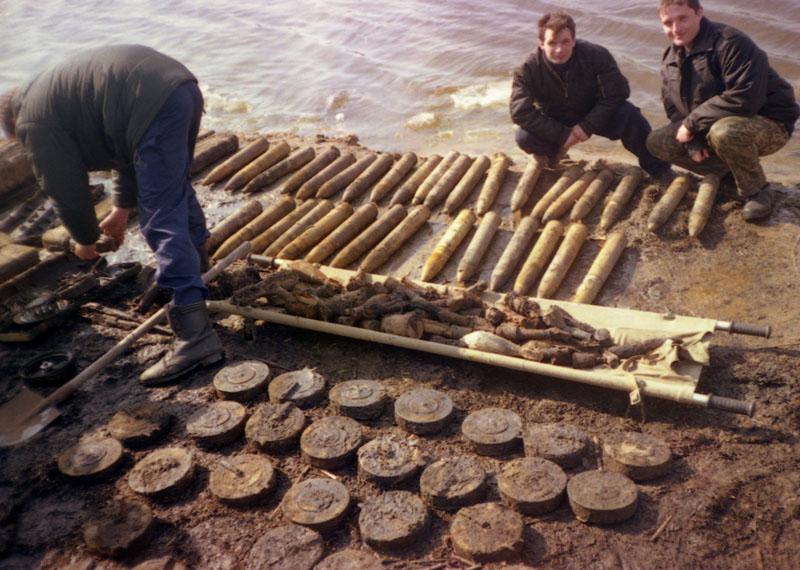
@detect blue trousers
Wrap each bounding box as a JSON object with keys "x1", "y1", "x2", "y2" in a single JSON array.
[{"x1": 135, "y1": 81, "x2": 210, "y2": 306}]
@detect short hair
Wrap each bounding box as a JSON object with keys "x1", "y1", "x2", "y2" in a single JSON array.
[
  {"x1": 658, "y1": 0, "x2": 702, "y2": 13},
  {"x1": 0, "y1": 87, "x2": 18, "y2": 139},
  {"x1": 538, "y1": 12, "x2": 576, "y2": 43}
]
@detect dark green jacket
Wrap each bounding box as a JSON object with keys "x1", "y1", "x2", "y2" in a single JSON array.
[{"x1": 12, "y1": 45, "x2": 196, "y2": 244}]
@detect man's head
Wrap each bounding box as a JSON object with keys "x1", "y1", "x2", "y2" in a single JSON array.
[
  {"x1": 659, "y1": 0, "x2": 704, "y2": 51},
  {"x1": 0, "y1": 87, "x2": 18, "y2": 140},
  {"x1": 538, "y1": 12, "x2": 576, "y2": 65}
]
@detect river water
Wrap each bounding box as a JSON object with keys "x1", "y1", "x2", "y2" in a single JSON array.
[{"x1": 1, "y1": 0, "x2": 799, "y2": 180}]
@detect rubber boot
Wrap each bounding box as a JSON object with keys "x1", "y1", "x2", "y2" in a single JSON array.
[
  {"x1": 140, "y1": 301, "x2": 224, "y2": 386},
  {"x1": 742, "y1": 185, "x2": 775, "y2": 222}
]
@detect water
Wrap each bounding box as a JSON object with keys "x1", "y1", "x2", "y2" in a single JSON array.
[{"x1": 1, "y1": 0, "x2": 799, "y2": 178}]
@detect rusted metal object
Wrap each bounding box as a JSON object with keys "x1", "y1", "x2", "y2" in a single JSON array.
[
  {"x1": 247, "y1": 525, "x2": 324, "y2": 570},
  {"x1": 394, "y1": 388, "x2": 453, "y2": 435},
  {"x1": 245, "y1": 402, "x2": 305, "y2": 452},
  {"x1": 209, "y1": 454, "x2": 276, "y2": 506},
  {"x1": 316, "y1": 550, "x2": 383, "y2": 570},
  {"x1": 185, "y1": 400, "x2": 248, "y2": 447},
  {"x1": 57, "y1": 437, "x2": 125, "y2": 481},
  {"x1": 268, "y1": 367, "x2": 326, "y2": 408},
  {"x1": 281, "y1": 477, "x2": 351, "y2": 531},
  {"x1": 602, "y1": 431, "x2": 672, "y2": 481},
  {"x1": 357, "y1": 433, "x2": 422, "y2": 487},
  {"x1": 358, "y1": 491, "x2": 430, "y2": 551},
  {"x1": 329, "y1": 379, "x2": 386, "y2": 419},
  {"x1": 497, "y1": 457, "x2": 567, "y2": 515},
  {"x1": 213, "y1": 360, "x2": 271, "y2": 402},
  {"x1": 300, "y1": 416, "x2": 363, "y2": 469},
  {"x1": 567, "y1": 470, "x2": 638, "y2": 524},
  {"x1": 450, "y1": 502, "x2": 524, "y2": 563},
  {"x1": 83, "y1": 500, "x2": 153, "y2": 557},
  {"x1": 18, "y1": 350, "x2": 75, "y2": 386},
  {"x1": 190, "y1": 133, "x2": 239, "y2": 177},
  {"x1": 128, "y1": 448, "x2": 195, "y2": 498},
  {"x1": 523, "y1": 422, "x2": 589, "y2": 469},
  {"x1": 419, "y1": 456, "x2": 487, "y2": 510},
  {"x1": 461, "y1": 407, "x2": 522, "y2": 455},
  {"x1": 108, "y1": 403, "x2": 171, "y2": 447}
]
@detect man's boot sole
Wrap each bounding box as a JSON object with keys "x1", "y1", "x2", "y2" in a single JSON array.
[{"x1": 140, "y1": 352, "x2": 225, "y2": 387}]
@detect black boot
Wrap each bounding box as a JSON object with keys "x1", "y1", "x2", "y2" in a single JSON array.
[
  {"x1": 742, "y1": 185, "x2": 775, "y2": 221},
  {"x1": 140, "y1": 301, "x2": 223, "y2": 386}
]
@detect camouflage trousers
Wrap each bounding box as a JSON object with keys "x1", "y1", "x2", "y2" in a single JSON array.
[{"x1": 646, "y1": 115, "x2": 790, "y2": 198}]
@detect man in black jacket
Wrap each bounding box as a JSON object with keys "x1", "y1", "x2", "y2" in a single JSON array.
[
  {"x1": 646, "y1": 0, "x2": 799, "y2": 221},
  {"x1": 510, "y1": 12, "x2": 670, "y2": 178}
]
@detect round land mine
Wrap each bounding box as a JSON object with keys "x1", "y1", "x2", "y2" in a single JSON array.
[
  {"x1": 268, "y1": 367, "x2": 326, "y2": 408},
  {"x1": 245, "y1": 402, "x2": 305, "y2": 453},
  {"x1": 567, "y1": 470, "x2": 638, "y2": 524},
  {"x1": 523, "y1": 422, "x2": 589, "y2": 468},
  {"x1": 461, "y1": 407, "x2": 523, "y2": 456},
  {"x1": 128, "y1": 447, "x2": 195, "y2": 498},
  {"x1": 357, "y1": 433, "x2": 422, "y2": 487},
  {"x1": 83, "y1": 499, "x2": 154, "y2": 557},
  {"x1": 281, "y1": 477, "x2": 351, "y2": 532},
  {"x1": 57, "y1": 437, "x2": 124, "y2": 481},
  {"x1": 19, "y1": 350, "x2": 76, "y2": 386},
  {"x1": 358, "y1": 491, "x2": 431, "y2": 551},
  {"x1": 209, "y1": 454, "x2": 277, "y2": 506},
  {"x1": 419, "y1": 456, "x2": 487, "y2": 510},
  {"x1": 394, "y1": 388, "x2": 453, "y2": 435},
  {"x1": 329, "y1": 379, "x2": 387, "y2": 420},
  {"x1": 497, "y1": 457, "x2": 567, "y2": 515},
  {"x1": 450, "y1": 502, "x2": 525, "y2": 563},
  {"x1": 300, "y1": 416, "x2": 363, "y2": 469},
  {"x1": 246, "y1": 524, "x2": 324, "y2": 570},
  {"x1": 602, "y1": 432, "x2": 672, "y2": 481},
  {"x1": 186, "y1": 400, "x2": 248, "y2": 448},
  {"x1": 108, "y1": 402, "x2": 171, "y2": 447},
  {"x1": 315, "y1": 549, "x2": 383, "y2": 570},
  {"x1": 213, "y1": 360, "x2": 270, "y2": 402}
]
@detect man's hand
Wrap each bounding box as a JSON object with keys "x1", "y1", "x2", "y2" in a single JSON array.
[
  {"x1": 562, "y1": 124, "x2": 590, "y2": 151},
  {"x1": 99, "y1": 206, "x2": 130, "y2": 245},
  {"x1": 675, "y1": 124, "x2": 694, "y2": 143},
  {"x1": 73, "y1": 243, "x2": 98, "y2": 260},
  {"x1": 689, "y1": 147, "x2": 710, "y2": 163}
]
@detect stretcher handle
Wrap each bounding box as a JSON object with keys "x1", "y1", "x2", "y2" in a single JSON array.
[
  {"x1": 715, "y1": 321, "x2": 771, "y2": 338},
  {"x1": 708, "y1": 395, "x2": 755, "y2": 417}
]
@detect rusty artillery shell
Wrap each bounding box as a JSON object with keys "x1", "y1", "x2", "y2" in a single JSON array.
[
  {"x1": 572, "y1": 231, "x2": 626, "y2": 304},
  {"x1": 390, "y1": 154, "x2": 443, "y2": 206},
  {"x1": 224, "y1": 140, "x2": 290, "y2": 191},
  {"x1": 647, "y1": 174, "x2": 692, "y2": 232},
  {"x1": 330, "y1": 203, "x2": 407, "y2": 268},
  {"x1": 317, "y1": 153, "x2": 377, "y2": 199},
  {"x1": 305, "y1": 202, "x2": 378, "y2": 264},
  {"x1": 537, "y1": 222, "x2": 589, "y2": 298},
  {"x1": 251, "y1": 199, "x2": 316, "y2": 255},
  {"x1": 531, "y1": 164, "x2": 584, "y2": 219},
  {"x1": 513, "y1": 219, "x2": 564, "y2": 295},
  {"x1": 262, "y1": 200, "x2": 334, "y2": 257},
  {"x1": 688, "y1": 173, "x2": 720, "y2": 237},
  {"x1": 411, "y1": 151, "x2": 460, "y2": 205},
  {"x1": 243, "y1": 146, "x2": 315, "y2": 194},
  {"x1": 191, "y1": 133, "x2": 238, "y2": 177},
  {"x1": 281, "y1": 146, "x2": 340, "y2": 195},
  {"x1": 422, "y1": 154, "x2": 474, "y2": 210},
  {"x1": 602, "y1": 432, "x2": 672, "y2": 481},
  {"x1": 511, "y1": 155, "x2": 545, "y2": 212},
  {"x1": 360, "y1": 204, "x2": 430, "y2": 273},
  {"x1": 277, "y1": 202, "x2": 354, "y2": 260},
  {"x1": 202, "y1": 136, "x2": 269, "y2": 186},
  {"x1": 599, "y1": 166, "x2": 644, "y2": 231},
  {"x1": 296, "y1": 153, "x2": 356, "y2": 200},
  {"x1": 442, "y1": 155, "x2": 491, "y2": 214},
  {"x1": 490, "y1": 215, "x2": 540, "y2": 291},
  {"x1": 282, "y1": 478, "x2": 350, "y2": 531},
  {"x1": 543, "y1": 169, "x2": 598, "y2": 223},
  {"x1": 570, "y1": 167, "x2": 615, "y2": 222},
  {"x1": 567, "y1": 470, "x2": 638, "y2": 524},
  {"x1": 476, "y1": 153, "x2": 511, "y2": 216},
  {"x1": 370, "y1": 152, "x2": 418, "y2": 202},
  {"x1": 450, "y1": 503, "x2": 524, "y2": 563},
  {"x1": 206, "y1": 198, "x2": 263, "y2": 255},
  {"x1": 456, "y1": 211, "x2": 501, "y2": 283},
  {"x1": 212, "y1": 196, "x2": 295, "y2": 260},
  {"x1": 421, "y1": 208, "x2": 477, "y2": 282},
  {"x1": 342, "y1": 153, "x2": 394, "y2": 202},
  {"x1": 186, "y1": 400, "x2": 248, "y2": 447}
]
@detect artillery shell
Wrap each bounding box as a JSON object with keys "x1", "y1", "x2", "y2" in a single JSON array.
[
  {"x1": 281, "y1": 146, "x2": 340, "y2": 195},
  {"x1": 599, "y1": 166, "x2": 644, "y2": 231},
  {"x1": 300, "y1": 416, "x2": 363, "y2": 469},
  {"x1": 513, "y1": 219, "x2": 564, "y2": 295},
  {"x1": 567, "y1": 470, "x2": 638, "y2": 524},
  {"x1": 369, "y1": 152, "x2": 418, "y2": 203},
  {"x1": 206, "y1": 198, "x2": 263, "y2": 255},
  {"x1": 542, "y1": 169, "x2": 598, "y2": 222},
  {"x1": 411, "y1": 150, "x2": 460, "y2": 205},
  {"x1": 570, "y1": 167, "x2": 615, "y2": 222},
  {"x1": 572, "y1": 231, "x2": 626, "y2": 304},
  {"x1": 475, "y1": 153, "x2": 511, "y2": 216},
  {"x1": 245, "y1": 402, "x2": 305, "y2": 452},
  {"x1": 441, "y1": 155, "x2": 490, "y2": 215},
  {"x1": 108, "y1": 402, "x2": 171, "y2": 447},
  {"x1": 212, "y1": 196, "x2": 295, "y2": 260},
  {"x1": 277, "y1": 201, "x2": 354, "y2": 260},
  {"x1": 213, "y1": 360, "x2": 271, "y2": 402},
  {"x1": 456, "y1": 210, "x2": 500, "y2": 282},
  {"x1": 190, "y1": 133, "x2": 238, "y2": 177},
  {"x1": 248, "y1": 525, "x2": 324, "y2": 570},
  {"x1": 531, "y1": 164, "x2": 583, "y2": 219},
  {"x1": 511, "y1": 155, "x2": 545, "y2": 212},
  {"x1": 602, "y1": 432, "x2": 672, "y2": 481},
  {"x1": 128, "y1": 448, "x2": 194, "y2": 498},
  {"x1": 186, "y1": 400, "x2": 248, "y2": 448},
  {"x1": 251, "y1": 199, "x2": 317, "y2": 255},
  {"x1": 269, "y1": 367, "x2": 327, "y2": 408},
  {"x1": 647, "y1": 174, "x2": 692, "y2": 232},
  {"x1": 342, "y1": 153, "x2": 394, "y2": 202},
  {"x1": 202, "y1": 135, "x2": 269, "y2": 186},
  {"x1": 462, "y1": 330, "x2": 522, "y2": 358},
  {"x1": 497, "y1": 457, "x2": 567, "y2": 515},
  {"x1": 242, "y1": 145, "x2": 315, "y2": 194},
  {"x1": 296, "y1": 153, "x2": 356, "y2": 199},
  {"x1": 358, "y1": 434, "x2": 422, "y2": 487},
  {"x1": 537, "y1": 222, "x2": 589, "y2": 299},
  {"x1": 523, "y1": 422, "x2": 589, "y2": 469},
  {"x1": 83, "y1": 500, "x2": 154, "y2": 557},
  {"x1": 688, "y1": 173, "x2": 720, "y2": 237},
  {"x1": 490, "y1": 215, "x2": 540, "y2": 291},
  {"x1": 359, "y1": 491, "x2": 431, "y2": 551},
  {"x1": 359, "y1": 204, "x2": 430, "y2": 273},
  {"x1": 263, "y1": 200, "x2": 334, "y2": 257},
  {"x1": 209, "y1": 454, "x2": 276, "y2": 507},
  {"x1": 58, "y1": 438, "x2": 124, "y2": 481},
  {"x1": 389, "y1": 154, "x2": 443, "y2": 206},
  {"x1": 224, "y1": 140, "x2": 290, "y2": 191},
  {"x1": 329, "y1": 379, "x2": 387, "y2": 420},
  {"x1": 421, "y1": 208, "x2": 477, "y2": 281},
  {"x1": 317, "y1": 153, "x2": 377, "y2": 199},
  {"x1": 422, "y1": 154, "x2": 473, "y2": 210},
  {"x1": 394, "y1": 388, "x2": 453, "y2": 435},
  {"x1": 450, "y1": 503, "x2": 524, "y2": 563},
  {"x1": 330, "y1": 203, "x2": 407, "y2": 268},
  {"x1": 419, "y1": 456, "x2": 487, "y2": 510},
  {"x1": 305, "y1": 202, "x2": 378, "y2": 264},
  {"x1": 461, "y1": 407, "x2": 523, "y2": 456},
  {"x1": 282, "y1": 478, "x2": 351, "y2": 531},
  {"x1": 317, "y1": 550, "x2": 383, "y2": 570}
]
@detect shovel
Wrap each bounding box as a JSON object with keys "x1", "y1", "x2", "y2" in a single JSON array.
[{"x1": 0, "y1": 242, "x2": 252, "y2": 447}]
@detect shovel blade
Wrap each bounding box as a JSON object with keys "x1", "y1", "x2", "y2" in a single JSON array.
[{"x1": 0, "y1": 388, "x2": 61, "y2": 447}]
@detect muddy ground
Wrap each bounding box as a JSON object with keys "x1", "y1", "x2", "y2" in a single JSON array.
[{"x1": 0, "y1": 132, "x2": 799, "y2": 570}]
